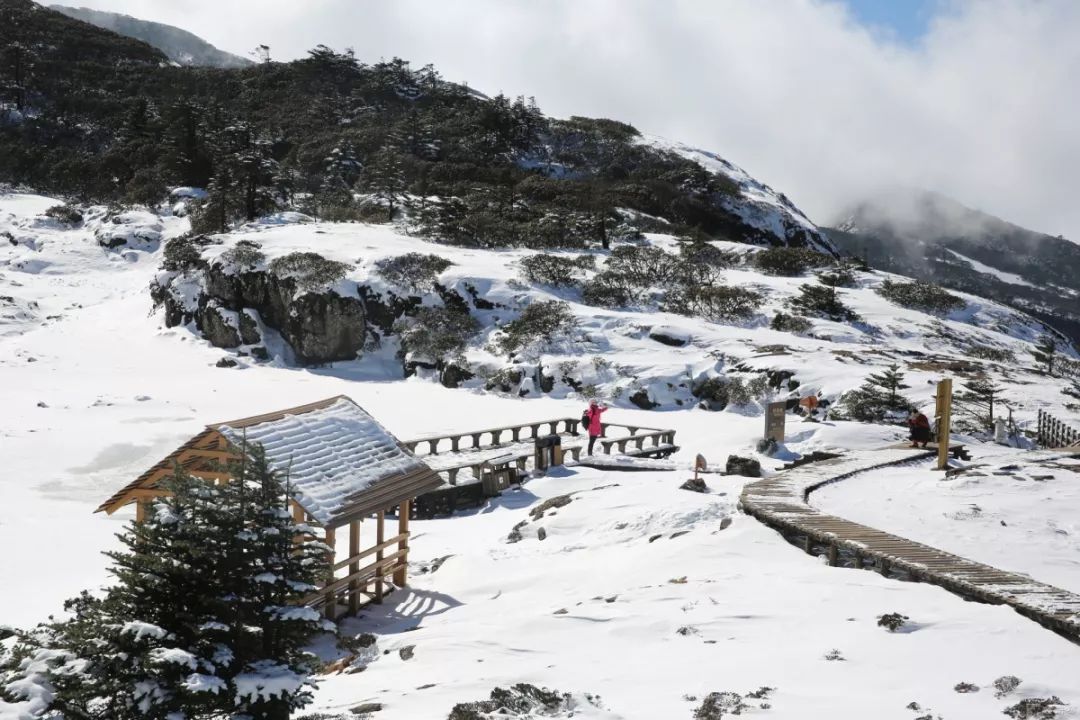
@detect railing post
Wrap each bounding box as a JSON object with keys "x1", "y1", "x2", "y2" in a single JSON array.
[
  {"x1": 324, "y1": 525, "x2": 337, "y2": 619},
  {"x1": 450, "y1": 435, "x2": 460, "y2": 452},
  {"x1": 374, "y1": 511, "x2": 385, "y2": 604},
  {"x1": 491, "y1": 430, "x2": 502, "y2": 445},
  {"x1": 348, "y1": 520, "x2": 361, "y2": 615},
  {"x1": 511, "y1": 427, "x2": 521, "y2": 442},
  {"x1": 394, "y1": 501, "x2": 409, "y2": 587}
]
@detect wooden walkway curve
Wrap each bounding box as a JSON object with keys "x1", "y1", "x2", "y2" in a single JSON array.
[{"x1": 740, "y1": 448, "x2": 1080, "y2": 643}]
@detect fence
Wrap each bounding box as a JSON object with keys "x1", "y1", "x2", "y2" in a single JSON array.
[{"x1": 1037, "y1": 409, "x2": 1080, "y2": 448}]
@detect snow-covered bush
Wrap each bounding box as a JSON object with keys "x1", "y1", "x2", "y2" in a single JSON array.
[
  {"x1": 394, "y1": 306, "x2": 479, "y2": 362},
  {"x1": 817, "y1": 264, "x2": 857, "y2": 288},
  {"x1": 693, "y1": 691, "x2": 749, "y2": 719},
  {"x1": 606, "y1": 244, "x2": 682, "y2": 287},
  {"x1": 770, "y1": 312, "x2": 812, "y2": 334},
  {"x1": 161, "y1": 234, "x2": 216, "y2": 272},
  {"x1": 581, "y1": 273, "x2": 632, "y2": 307},
  {"x1": 994, "y1": 676, "x2": 1023, "y2": 699},
  {"x1": 753, "y1": 247, "x2": 832, "y2": 276},
  {"x1": 665, "y1": 285, "x2": 764, "y2": 323},
  {"x1": 374, "y1": 252, "x2": 453, "y2": 293},
  {"x1": 218, "y1": 240, "x2": 266, "y2": 271},
  {"x1": 518, "y1": 253, "x2": 594, "y2": 287},
  {"x1": 269, "y1": 252, "x2": 352, "y2": 292},
  {"x1": 789, "y1": 283, "x2": 860, "y2": 322},
  {"x1": 44, "y1": 204, "x2": 83, "y2": 226},
  {"x1": 1002, "y1": 696, "x2": 1065, "y2": 719},
  {"x1": 493, "y1": 301, "x2": 577, "y2": 356},
  {"x1": 447, "y1": 683, "x2": 594, "y2": 720},
  {"x1": 693, "y1": 375, "x2": 770, "y2": 410},
  {"x1": 968, "y1": 344, "x2": 1016, "y2": 364},
  {"x1": 876, "y1": 279, "x2": 965, "y2": 314},
  {"x1": 837, "y1": 364, "x2": 912, "y2": 422},
  {"x1": 877, "y1": 612, "x2": 909, "y2": 632}
]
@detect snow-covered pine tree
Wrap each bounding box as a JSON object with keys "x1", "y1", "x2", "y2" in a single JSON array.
[
  {"x1": 368, "y1": 144, "x2": 407, "y2": 223},
  {"x1": 1032, "y1": 334, "x2": 1057, "y2": 375},
  {"x1": 840, "y1": 363, "x2": 912, "y2": 422},
  {"x1": 958, "y1": 377, "x2": 1003, "y2": 431},
  {"x1": 214, "y1": 444, "x2": 331, "y2": 720},
  {"x1": 3, "y1": 450, "x2": 330, "y2": 720}
]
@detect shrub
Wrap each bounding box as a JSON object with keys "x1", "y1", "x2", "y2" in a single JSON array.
[
  {"x1": 374, "y1": 252, "x2": 453, "y2": 293},
  {"x1": 994, "y1": 676, "x2": 1023, "y2": 699},
  {"x1": 771, "y1": 312, "x2": 812, "y2": 334},
  {"x1": 876, "y1": 279, "x2": 965, "y2": 314},
  {"x1": 790, "y1": 283, "x2": 859, "y2": 321},
  {"x1": 393, "y1": 306, "x2": 478, "y2": 361},
  {"x1": 582, "y1": 273, "x2": 633, "y2": 307},
  {"x1": 44, "y1": 204, "x2": 83, "y2": 226},
  {"x1": 694, "y1": 692, "x2": 748, "y2": 719},
  {"x1": 953, "y1": 683, "x2": 979, "y2": 694},
  {"x1": 494, "y1": 300, "x2": 577, "y2": 355},
  {"x1": 679, "y1": 239, "x2": 737, "y2": 284},
  {"x1": 1002, "y1": 697, "x2": 1065, "y2": 719},
  {"x1": 817, "y1": 265, "x2": 857, "y2": 288},
  {"x1": 665, "y1": 285, "x2": 763, "y2": 322},
  {"x1": 968, "y1": 344, "x2": 1016, "y2": 363},
  {"x1": 877, "y1": 612, "x2": 909, "y2": 632},
  {"x1": 753, "y1": 246, "x2": 832, "y2": 276},
  {"x1": 269, "y1": 252, "x2": 352, "y2": 292},
  {"x1": 606, "y1": 244, "x2": 682, "y2": 288},
  {"x1": 519, "y1": 253, "x2": 594, "y2": 287},
  {"x1": 218, "y1": 240, "x2": 265, "y2": 271},
  {"x1": 693, "y1": 375, "x2": 770, "y2": 410},
  {"x1": 161, "y1": 234, "x2": 215, "y2": 272}
]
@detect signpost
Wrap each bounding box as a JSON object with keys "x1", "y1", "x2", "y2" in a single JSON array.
[
  {"x1": 764, "y1": 401, "x2": 787, "y2": 443},
  {"x1": 935, "y1": 378, "x2": 953, "y2": 470},
  {"x1": 693, "y1": 454, "x2": 707, "y2": 481}
]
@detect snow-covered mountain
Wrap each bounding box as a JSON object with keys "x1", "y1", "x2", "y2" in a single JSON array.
[
  {"x1": 3, "y1": 191, "x2": 1080, "y2": 718},
  {"x1": 825, "y1": 188, "x2": 1080, "y2": 344},
  {"x1": 49, "y1": 4, "x2": 252, "y2": 68}
]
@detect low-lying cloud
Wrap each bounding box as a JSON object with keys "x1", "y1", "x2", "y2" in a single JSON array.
[{"x1": 57, "y1": 0, "x2": 1080, "y2": 240}]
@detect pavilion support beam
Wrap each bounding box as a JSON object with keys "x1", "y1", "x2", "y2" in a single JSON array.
[
  {"x1": 135, "y1": 499, "x2": 148, "y2": 523},
  {"x1": 394, "y1": 501, "x2": 410, "y2": 587},
  {"x1": 323, "y1": 525, "x2": 337, "y2": 620},
  {"x1": 375, "y1": 511, "x2": 385, "y2": 604},
  {"x1": 348, "y1": 520, "x2": 361, "y2": 615}
]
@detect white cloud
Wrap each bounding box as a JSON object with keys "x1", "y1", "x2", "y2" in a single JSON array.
[{"x1": 54, "y1": 0, "x2": 1080, "y2": 239}]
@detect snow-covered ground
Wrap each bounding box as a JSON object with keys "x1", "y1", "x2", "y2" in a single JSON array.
[
  {"x1": 815, "y1": 449, "x2": 1080, "y2": 595},
  {"x1": 3, "y1": 192, "x2": 1080, "y2": 718}
]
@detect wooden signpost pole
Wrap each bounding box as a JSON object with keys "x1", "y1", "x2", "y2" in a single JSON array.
[{"x1": 936, "y1": 378, "x2": 953, "y2": 471}]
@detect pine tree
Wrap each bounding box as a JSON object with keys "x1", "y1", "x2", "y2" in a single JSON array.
[
  {"x1": 1033, "y1": 334, "x2": 1057, "y2": 375},
  {"x1": 865, "y1": 363, "x2": 910, "y2": 409},
  {"x1": 4, "y1": 450, "x2": 329, "y2": 720},
  {"x1": 958, "y1": 377, "x2": 1003, "y2": 431},
  {"x1": 368, "y1": 145, "x2": 407, "y2": 222},
  {"x1": 841, "y1": 363, "x2": 911, "y2": 422},
  {"x1": 162, "y1": 100, "x2": 213, "y2": 188}
]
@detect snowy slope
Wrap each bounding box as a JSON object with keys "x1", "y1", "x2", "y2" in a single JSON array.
[{"x1": 3, "y1": 194, "x2": 1080, "y2": 718}]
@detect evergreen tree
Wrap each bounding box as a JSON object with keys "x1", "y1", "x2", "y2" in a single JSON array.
[
  {"x1": 368, "y1": 145, "x2": 407, "y2": 222},
  {"x1": 841, "y1": 363, "x2": 912, "y2": 422},
  {"x1": 958, "y1": 377, "x2": 1003, "y2": 431},
  {"x1": 1032, "y1": 334, "x2": 1057, "y2": 375},
  {"x1": 3, "y1": 449, "x2": 329, "y2": 719},
  {"x1": 162, "y1": 100, "x2": 213, "y2": 188}
]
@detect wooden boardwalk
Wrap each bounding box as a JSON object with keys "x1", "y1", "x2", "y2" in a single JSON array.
[{"x1": 740, "y1": 448, "x2": 1080, "y2": 643}]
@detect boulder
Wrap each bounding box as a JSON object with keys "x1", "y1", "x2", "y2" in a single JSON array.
[
  {"x1": 680, "y1": 478, "x2": 708, "y2": 493},
  {"x1": 725, "y1": 455, "x2": 762, "y2": 477},
  {"x1": 649, "y1": 326, "x2": 690, "y2": 347},
  {"x1": 440, "y1": 361, "x2": 475, "y2": 389},
  {"x1": 200, "y1": 303, "x2": 241, "y2": 349},
  {"x1": 350, "y1": 702, "x2": 383, "y2": 715},
  {"x1": 215, "y1": 357, "x2": 238, "y2": 368},
  {"x1": 630, "y1": 388, "x2": 659, "y2": 410},
  {"x1": 238, "y1": 311, "x2": 261, "y2": 345}
]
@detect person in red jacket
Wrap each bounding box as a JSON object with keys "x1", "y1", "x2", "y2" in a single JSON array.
[
  {"x1": 584, "y1": 399, "x2": 608, "y2": 455},
  {"x1": 909, "y1": 409, "x2": 931, "y2": 448}
]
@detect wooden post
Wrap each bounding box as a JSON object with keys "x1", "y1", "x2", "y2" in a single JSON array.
[
  {"x1": 936, "y1": 378, "x2": 953, "y2": 471},
  {"x1": 323, "y1": 525, "x2": 337, "y2": 620},
  {"x1": 394, "y1": 500, "x2": 410, "y2": 586},
  {"x1": 135, "y1": 499, "x2": 147, "y2": 523},
  {"x1": 348, "y1": 520, "x2": 361, "y2": 615},
  {"x1": 374, "y1": 511, "x2": 385, "y2": 604},
  {"x1": 827, "y1": 544, "x2": 839, "y2": 567}
]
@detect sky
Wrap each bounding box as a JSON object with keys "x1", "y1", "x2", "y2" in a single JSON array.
[{"x1": 49, "y1": 0, "x2": 1080, "y2": 240}]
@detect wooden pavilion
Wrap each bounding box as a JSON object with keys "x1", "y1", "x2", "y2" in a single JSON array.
[{"x1": 96, "y1": 395, "x2": 443, "y2": 618}]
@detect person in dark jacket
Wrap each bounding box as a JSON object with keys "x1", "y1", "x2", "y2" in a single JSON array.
[
  {"x1": 909, "y1": 409, "x2": 931, "y2": 448},
  {"x1": 584, "y1": 399, "x2": 607, "y2": 455}
]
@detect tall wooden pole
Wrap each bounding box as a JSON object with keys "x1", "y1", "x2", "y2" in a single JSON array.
[
  {"x1": 323, "y1": 525, "x2": 337, "y2": 620},
  {"x1": 394, "y1": 500, "x2": 410, "y2": 587},
  {"x1": 348, "y1": 520, "x2": 361, "y2": 615},
  {"x1": 374, "y1": 511, "x2": 385, "y2": 604},
  {"x1": 936, "y1": 378, "x2": 953, "y2": 471}
]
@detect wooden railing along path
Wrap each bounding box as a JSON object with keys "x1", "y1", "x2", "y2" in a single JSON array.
[
  {"x1": 404, "y1": 418, "x2": 678, "y2": 485},
  {"x1": 1037, "y1": 409, "x2": 1080, "y2": 449},
  {"x1": 740, "y1": 448, "x2": 1080, "y2": 643}
]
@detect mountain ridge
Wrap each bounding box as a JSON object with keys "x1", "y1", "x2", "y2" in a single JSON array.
[{"x1": 49, "y1": 4, "x2": 253, "y2": 68}]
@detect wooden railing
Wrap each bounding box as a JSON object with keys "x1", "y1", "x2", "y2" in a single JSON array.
[
  {"x1": 404, "y1": 419, "x2": 678, "y2": 486},
  {"x1": 303, "y1": 533, "x2": 410, "y2": 610},
  {"x1": 1037, "y1": 409, "x2": 1080, "y2": 448}
]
